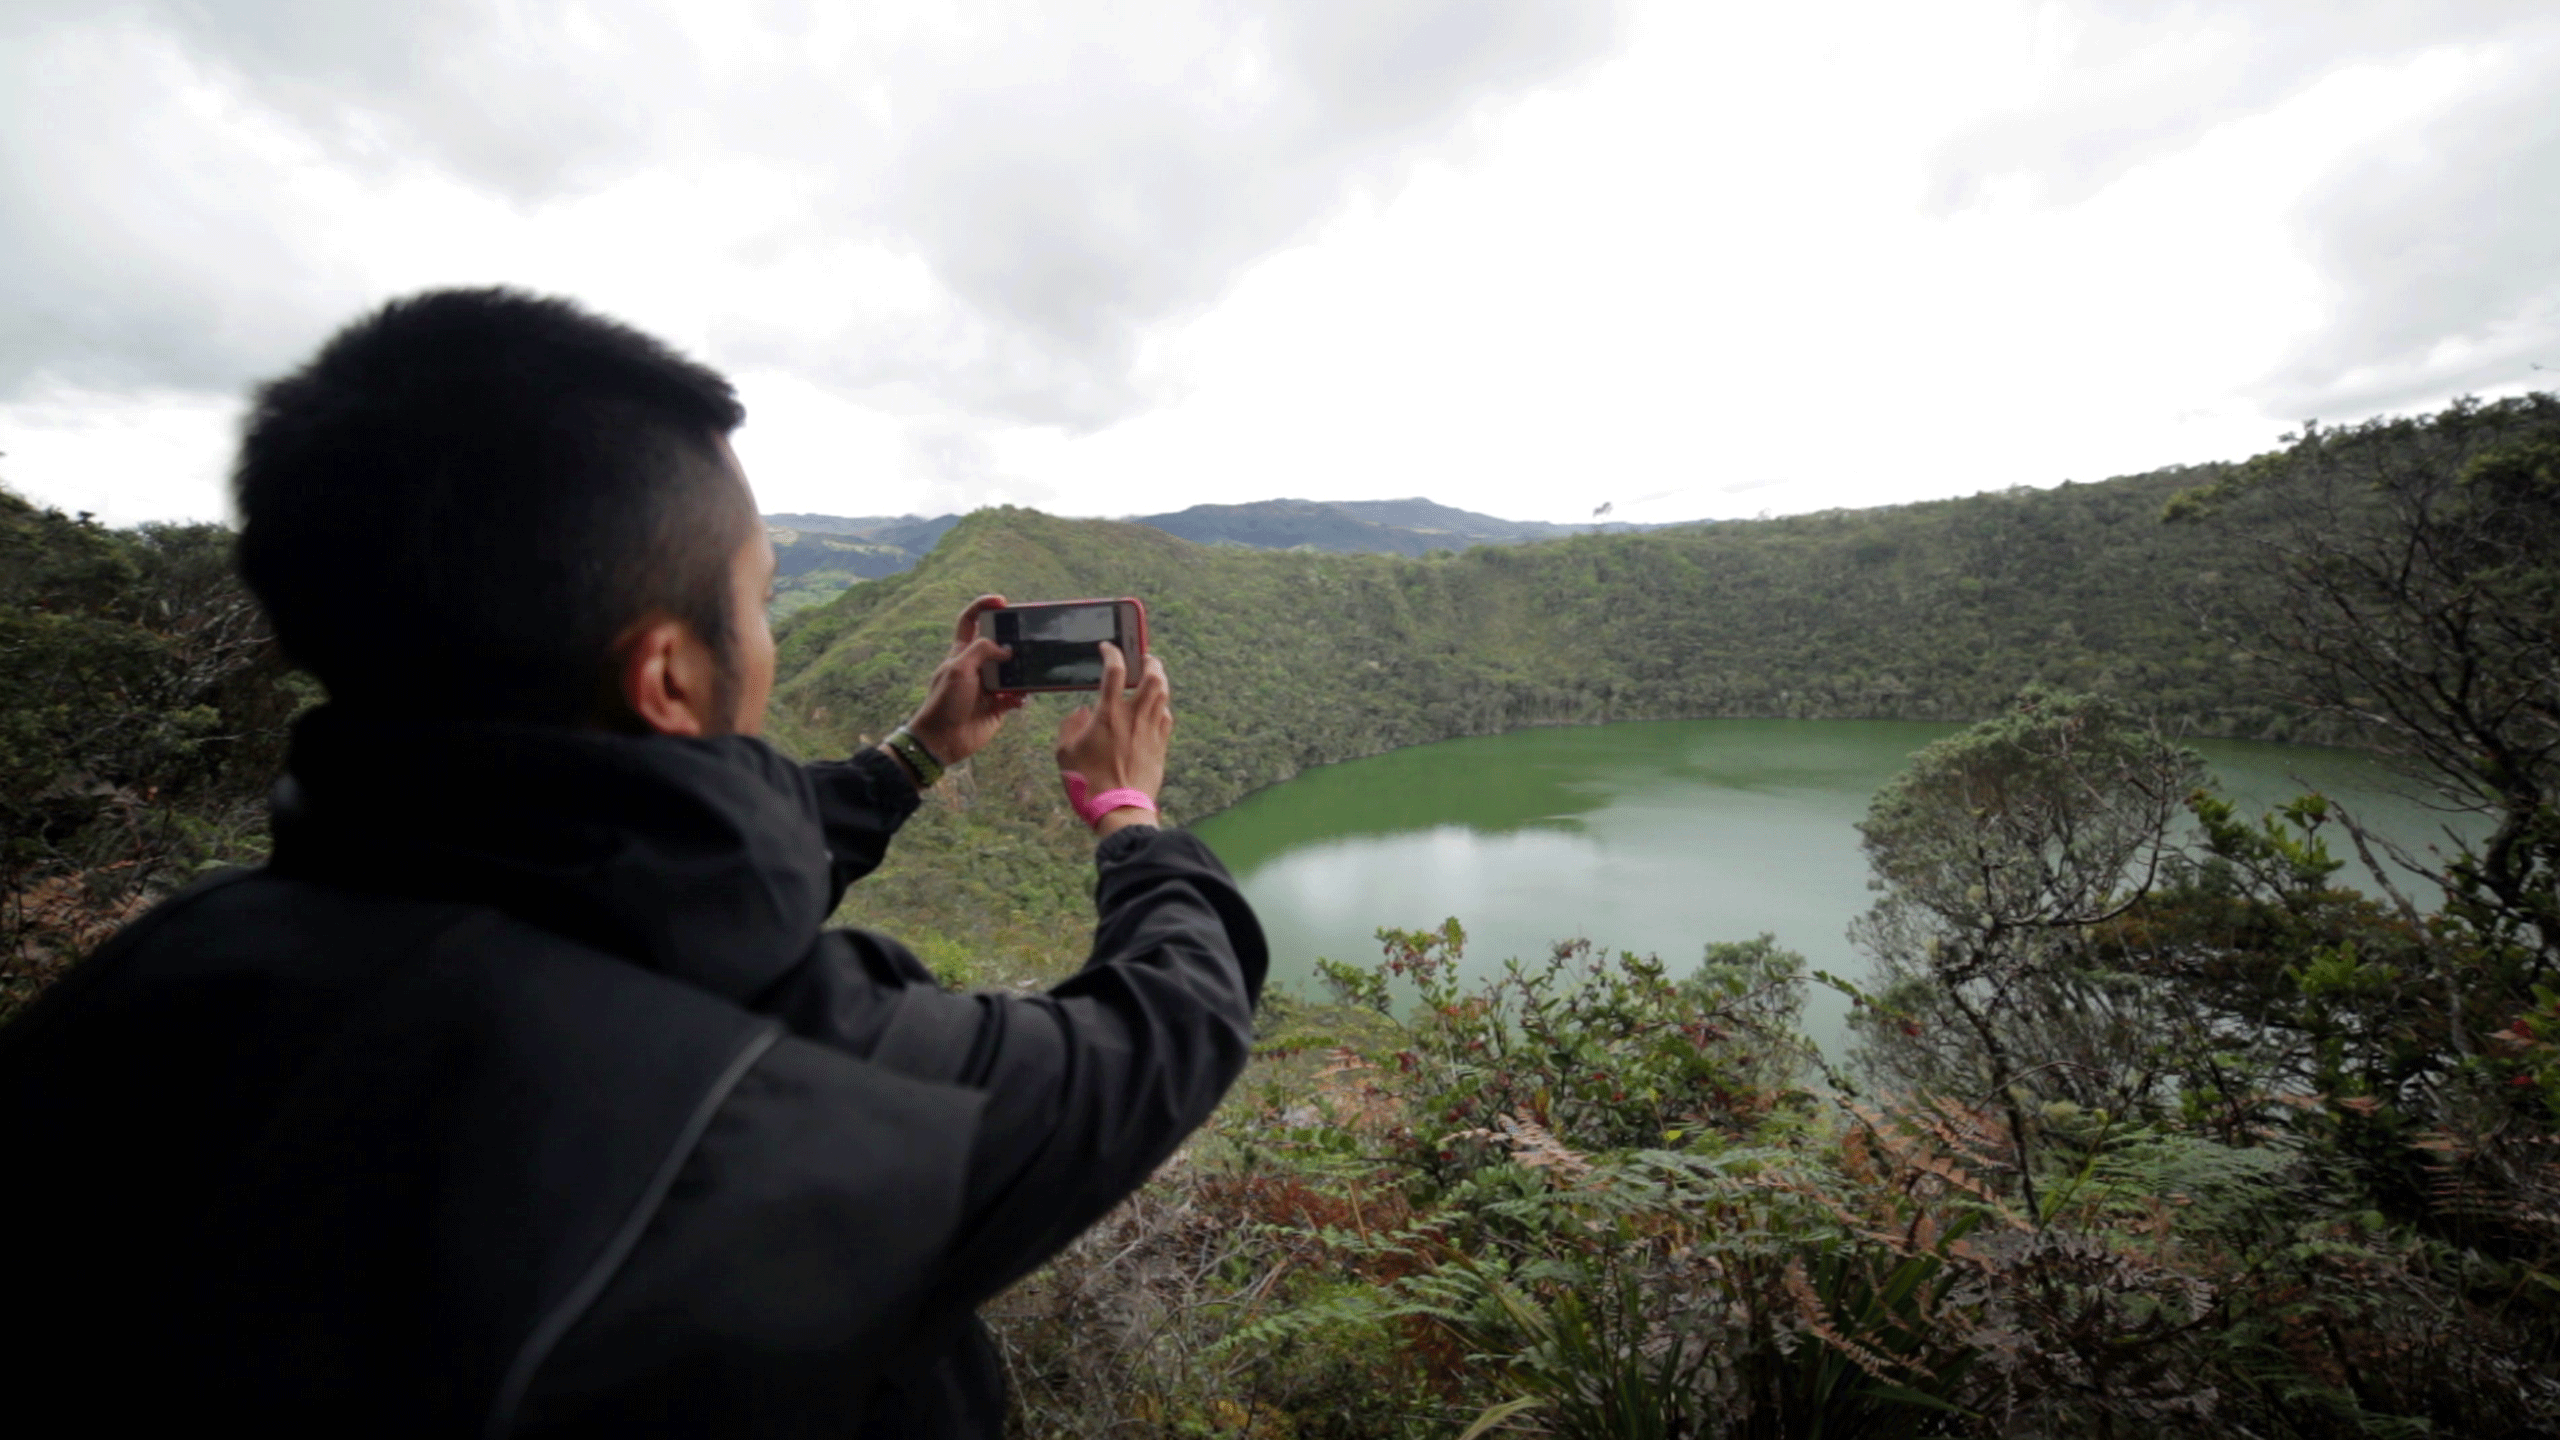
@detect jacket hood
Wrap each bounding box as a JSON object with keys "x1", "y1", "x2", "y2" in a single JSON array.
[{"x1": 271, "y1": 705, "x2": 833, "y2": 1003}]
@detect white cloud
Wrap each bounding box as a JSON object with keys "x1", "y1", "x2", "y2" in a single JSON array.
[
  {"x1": 1, "y1": 0, "x2": 2554, "y2": 528},
  {"x1": 0, "y1": 385, "x2": 241, "y2": 524},
  {"x1": 1921, "y1": 0, "x2": 2560, "y2": 420},
  {"x1": 2, "y1": 0, "x2": 1624, "y2": 417}
]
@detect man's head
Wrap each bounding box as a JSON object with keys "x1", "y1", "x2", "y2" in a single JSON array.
[{"x1": 236, "y1": 288, "x2": 776, "y2": 735}]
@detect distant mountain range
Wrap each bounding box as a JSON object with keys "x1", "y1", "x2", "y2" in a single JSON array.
[
  {"x1": 765, "y1": 498, "x2": 1683, "y2": 613},
  {"x1": 761, "y1": 514, "x2": 962, "y2": 615},
  {"x1": 764, "y1": 513, "x2": 966, "y2": 554},
  {"x1": 1132, "y1": 498, "x2": 1678, "y2": 554}
]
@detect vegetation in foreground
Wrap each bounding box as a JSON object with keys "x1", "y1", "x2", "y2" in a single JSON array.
[
  {"x1": 985, "y1": 397, "x2": 2560, "y2": 1436},
  {"x1": 0, "y1": 491, "x2": 301, "y2": 1020},
  {"x1": 3, "y1": 395, "x2": 2555, "y2": 1433}
]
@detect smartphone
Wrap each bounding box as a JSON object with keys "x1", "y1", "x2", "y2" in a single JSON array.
[{"x1": 977, "y1": 598, "x2": 1149, "y2": 694}]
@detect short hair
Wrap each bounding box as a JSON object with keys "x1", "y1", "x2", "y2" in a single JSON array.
[{"x1": 235, "y1": 288, "x2": 752, "y2": 725}]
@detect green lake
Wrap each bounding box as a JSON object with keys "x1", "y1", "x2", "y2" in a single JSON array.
[{"x1": 1186, "y1": 719, "x2": 2463, "y2": 1046}]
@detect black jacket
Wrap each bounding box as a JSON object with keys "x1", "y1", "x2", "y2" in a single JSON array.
[{"x1": 0, "y1": 708, "x2": 1266, "y2": 1437}]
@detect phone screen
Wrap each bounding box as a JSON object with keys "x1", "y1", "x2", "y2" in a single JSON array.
[{"x1": 989, "y1": 603, "x2": 1126, "y2": 689}]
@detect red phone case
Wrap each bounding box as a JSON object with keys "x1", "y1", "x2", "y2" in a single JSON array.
[{"x1": 977, "y1": 598, "x2": 1149, "y2": 694}]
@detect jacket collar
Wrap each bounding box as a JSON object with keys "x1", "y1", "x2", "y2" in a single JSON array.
[{"x1": 270, "y1": 705, "x2": 832, "y2": 1003}]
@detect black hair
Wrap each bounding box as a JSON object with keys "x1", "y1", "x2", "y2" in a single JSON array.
[{"x1": 235, "y1": 288, "x2": 752, "y2": 725}]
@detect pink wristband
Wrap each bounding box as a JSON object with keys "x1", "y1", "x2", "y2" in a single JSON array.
[{"x1": 1063, "y1": 772, "x2": 1157, "y2": 828}]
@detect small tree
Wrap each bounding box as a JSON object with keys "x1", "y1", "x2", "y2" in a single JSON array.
[
  {"x1": 2150, "y1": 398, "x2": 2560, "y2": 1235},
  {"x1": 2167, "y1": 394, "x2": 2560, "y2": 983},
  {"x1": 1849, "y1": 688, "x2": 2204, "y2": 1215},
  {"x1": 0, "y1": 489, "x2": 298, "y2": 1019}
]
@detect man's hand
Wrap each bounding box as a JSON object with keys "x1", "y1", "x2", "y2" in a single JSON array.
[
  {"x1": 900, "y1": 594, "x2": 1024, "y2": 767},
  {"x1": 1056, "y1": 642, "x2": 1172, "y2": 833}
]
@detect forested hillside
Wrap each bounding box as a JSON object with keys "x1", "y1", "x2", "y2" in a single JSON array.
[
  {"x1": 763, "y1": 457, "x2": 2298, "y2": 967},
  {"x1": 0, "y1": 427, "x2": 2414, "y2": 991},
  {"x1": 774, "y1": 461, "x2": 2284, "y2": 814}
]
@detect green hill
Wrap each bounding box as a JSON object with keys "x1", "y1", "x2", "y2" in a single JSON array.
[{"x1": 767, "y1": 459, "x2": 2283, "y2": 972}]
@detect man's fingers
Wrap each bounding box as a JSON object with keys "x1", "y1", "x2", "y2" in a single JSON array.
[
  {"x1": 954, "y1": 634, "x2": 1011, "y2": 675},
  {"x1": 953, "y1": 594, "x2": 1006, "y2": 648},
  {"x1": 1136, "y1": 655, "x2": 1171, "y2": 723},
  {"x1": 1055, "y1": 702, "x2": 1101, "y2": 769},
  {"x1": 1094, "y1": 641, "x2": 1128, "y2": 713}
]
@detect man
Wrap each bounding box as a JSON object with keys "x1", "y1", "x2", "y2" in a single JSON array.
[{"x1": 0, "y1": 289, "x2": 1266, "y2": 1436}]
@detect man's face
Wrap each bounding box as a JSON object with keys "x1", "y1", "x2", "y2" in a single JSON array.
[{"x1": 718, "y1": 442, "x2": 778, "y2": 737}]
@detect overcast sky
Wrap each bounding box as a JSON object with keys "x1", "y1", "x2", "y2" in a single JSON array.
[{"x1": 4, "y1": 0, "x2": 2555, "y2": 528}]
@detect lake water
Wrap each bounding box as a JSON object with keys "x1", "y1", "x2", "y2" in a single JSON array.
[{"x1": 1186, "y1": 719, "x2": 2463, "y2": 1046}]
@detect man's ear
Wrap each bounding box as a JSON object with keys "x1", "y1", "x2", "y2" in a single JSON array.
[{"x1": 616, "y1": 613, "x2": 720, "y2": 737}]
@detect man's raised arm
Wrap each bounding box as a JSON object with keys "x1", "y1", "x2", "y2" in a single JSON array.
[
  {"x1": 764, "y1": 638, "x2": 1261, "y2": 1297},
  {"x1": 803, "y1": 594, "x2": 1021, "y2": 905}
]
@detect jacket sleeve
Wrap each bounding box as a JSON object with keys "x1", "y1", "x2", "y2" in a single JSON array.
[
  {"x1": 803, "y1": 747, "x2": 923, "y2": 908},
  {"x1": 752, "y1": 823, "x2": 1267, "y2": 1308}
]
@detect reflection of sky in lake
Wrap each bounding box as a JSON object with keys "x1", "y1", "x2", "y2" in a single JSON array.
[
  {"x1": 1191, "y1": 720, "x2": 2468, "y2": 1051},
  {"x1": 1249, "y1": 825, "x2": 1607, "y2": 948}
]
